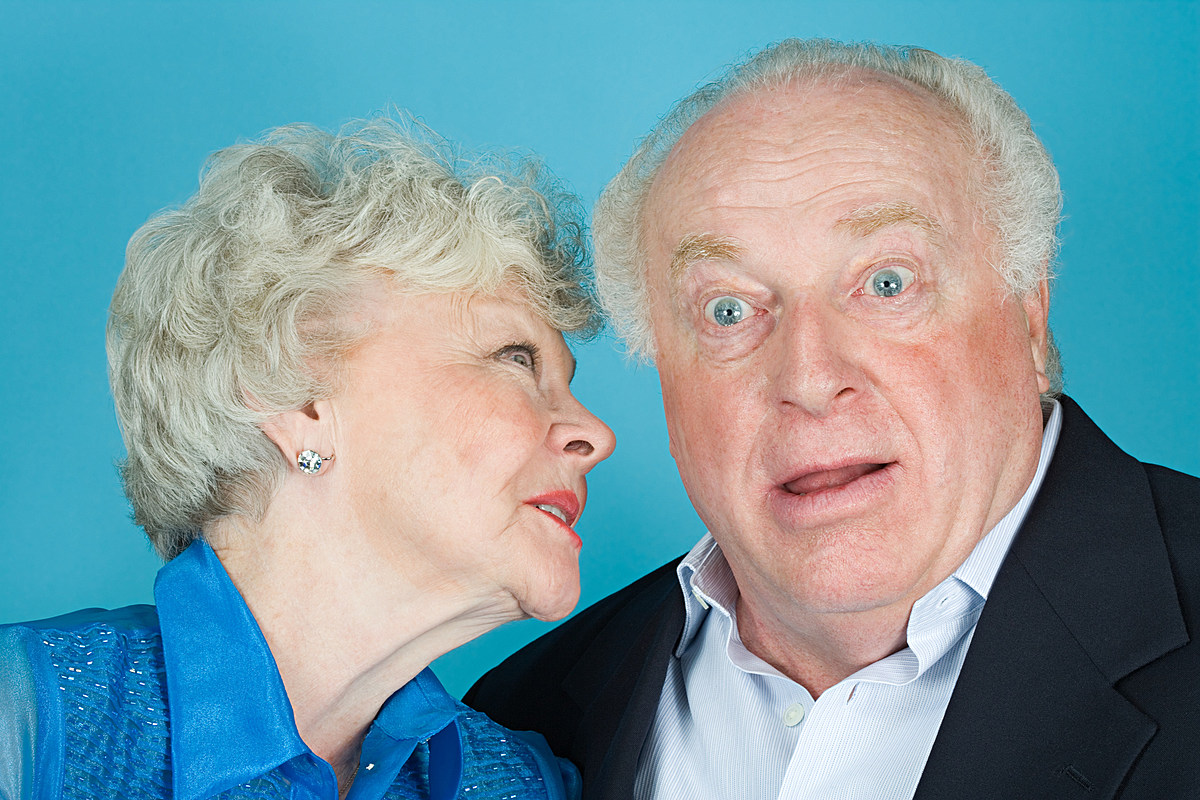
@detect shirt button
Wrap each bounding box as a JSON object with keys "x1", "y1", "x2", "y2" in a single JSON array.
[{"x1": 783, "y1": 703, "x2": 805, "y2": 727}]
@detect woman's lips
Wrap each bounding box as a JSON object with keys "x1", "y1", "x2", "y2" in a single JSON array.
[
  {"x1": 527, "y1": 490, "x2": 584, "y2": 550},
  {"x1": 783, "y1": 462, "x2": 889, "y2": 496},
  {"x1": 526, "y1": 490, "x2": 581, "y2": 528}
]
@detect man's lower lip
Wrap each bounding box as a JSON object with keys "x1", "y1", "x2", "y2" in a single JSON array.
[
  {"x1": 784, "y1": 462, "x2": 889, "y2": 496},
  {"x1": 768, "y1": 462, "x2": 897, "y2": 521}
]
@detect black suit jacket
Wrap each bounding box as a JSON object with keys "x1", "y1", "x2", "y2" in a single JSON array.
[{"x1": 467, "y1": 398, "x2": 1200, "y2": 799}]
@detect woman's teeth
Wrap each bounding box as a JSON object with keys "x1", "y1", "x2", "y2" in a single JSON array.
[{"x1": 535, "y1": 503, "x2": 568, "y2": 524}]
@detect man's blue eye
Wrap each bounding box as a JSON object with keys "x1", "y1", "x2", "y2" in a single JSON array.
[
  {"x1": 864, "y1": 266, "x2": 916, "y2": 297},
  {"x1": 704, "y1": 296, "x2": 751, "y2": 326}
]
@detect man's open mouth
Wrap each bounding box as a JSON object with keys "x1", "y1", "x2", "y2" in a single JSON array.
[{"x1": 783, "y1": 462, "x2": 890, "y2": 496}]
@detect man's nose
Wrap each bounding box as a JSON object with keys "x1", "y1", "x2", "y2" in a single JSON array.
[{"x1": 771, "y1": 302, "x2": 862, "y2": 418}]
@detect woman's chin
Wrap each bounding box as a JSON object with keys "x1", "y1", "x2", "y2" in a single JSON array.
[{"x1": 518, "y1": 577, "x2": 581, "y2": 623}]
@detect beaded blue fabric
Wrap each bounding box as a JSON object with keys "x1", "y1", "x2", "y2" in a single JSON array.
[
  {"x1": 0, "y1": 541, "x2": 578, "y2": 800},
  {"x1": 386, "y1": 713, "x2": 555, "y2": 799},
  {"x1": 44, "y1": 622, "x2": 171, "y2": 797}
]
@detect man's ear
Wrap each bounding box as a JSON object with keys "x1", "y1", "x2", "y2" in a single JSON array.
[
  {"x1": 1022, "y1": 276, "x2": 1051, "y2": 395},
  {"x1": 260, "y1": 400, "x2": 337, "y2": 470}
]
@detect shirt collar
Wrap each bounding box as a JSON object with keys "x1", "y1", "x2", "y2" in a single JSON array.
[
  {"x1": 155, "y1": 540, "x2": 465, "y2": 800},
  {"x1": 675, "y1": 536, "x2": 734, "y2": 657},
  {"x1": 156, "y1": 539, "x2": 305, "y2": 800},
  {"x1": 349, "y1": 669, "x2": 464, "y2": 800},
  {"x1": 674, "y1": 399, "x2": 1064, "y2": 660}
]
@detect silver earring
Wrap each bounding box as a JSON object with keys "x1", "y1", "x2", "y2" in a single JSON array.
[{"x1": 296, "y1": 449, "x2": 335, "y2": 475}]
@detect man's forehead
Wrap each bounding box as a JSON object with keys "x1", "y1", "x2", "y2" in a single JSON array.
[
  {"x1": 648, "y1": 75, "x2": 978, "y2": 282},
  {"x1": 669, "y1": 67, "x2": 957, "y2": 161}
]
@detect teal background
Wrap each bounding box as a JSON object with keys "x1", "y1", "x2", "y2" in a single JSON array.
[{"x1": 2, "y1": 0, "x2": 1197, "y2": 698}]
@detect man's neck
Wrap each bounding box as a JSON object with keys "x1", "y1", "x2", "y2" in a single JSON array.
[{"x1": 734, "y1": 589, "x2": 917, "y2": 697}]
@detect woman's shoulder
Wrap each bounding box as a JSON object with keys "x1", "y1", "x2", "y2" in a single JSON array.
[
  {"x1": 0, "y1": 623, "x2": 41, "y2": 799},
  {"x1": 2, "y1": 604, "x2": 161, "y2": 648},
  {"x1": 0, "y1": 606, "x2": 169, "y2": 800},
  {"x1": 455, "y1": 705, "x2": 582, "y2": 800},
  {"x1": 1, "y1": 604, "x2": 163, "y2": 693},
  {"x1": 1, "y1": 605, "x2": 165, "y2": 703}
]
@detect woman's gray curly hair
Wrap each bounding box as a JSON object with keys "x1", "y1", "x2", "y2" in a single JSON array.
[
  {"x1": 109, "y1": 116, "x2": 595, "y2": 560},
  {"x1": 592, "y1": 38, "x2": 1063, "y2": 397}
]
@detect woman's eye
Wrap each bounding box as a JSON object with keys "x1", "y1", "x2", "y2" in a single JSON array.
[
  {"x1": 498, "y1": 344, "x2": 538, "y2": 370},
  {"x1": 863, "y1": 265, "x2": 916, "y2": 298},
  {"x1": 703, "y1": 295, "x2": 752, "y2": 327}
]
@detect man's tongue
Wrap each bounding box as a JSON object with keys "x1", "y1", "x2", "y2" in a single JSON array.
[{"x1": 785, "y1": 463, "x2": 881, "y2": 495}]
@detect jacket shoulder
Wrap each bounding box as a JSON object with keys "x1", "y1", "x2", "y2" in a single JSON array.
[
  {"x1": 1141, "y1": 461, "x2": 1200, "y2": 610},
  {"x1": 465, "y1": 558, "x2": 682, "y2": 747},
  {"x1": 1143, "y1": 462, "x2": 1200, "y2": 527}
]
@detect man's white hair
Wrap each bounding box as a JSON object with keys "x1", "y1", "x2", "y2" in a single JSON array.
[
  {"x1": 109, "y1": 116, "x2": 594, "y2": 560},
  {"x1": 592, "y1": 38, "x2": 1063, "y2": 394}
]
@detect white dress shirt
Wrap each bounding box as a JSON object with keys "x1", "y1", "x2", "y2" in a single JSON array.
[{"x1": 634, "y1": 402, "x2": 1063, "y2": 800}]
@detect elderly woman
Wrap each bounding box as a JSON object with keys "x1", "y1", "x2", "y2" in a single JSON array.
[{"x1": 0, "y1": 118, "x2": 613, "y2": 798}]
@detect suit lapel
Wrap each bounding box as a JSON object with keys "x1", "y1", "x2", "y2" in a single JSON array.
[
  {"x1": 562, "y1": 577, "x2": 685, "y2": 800},
  {"x1": 916, "y1": 398, "x2": 1187, "y2": 799}
]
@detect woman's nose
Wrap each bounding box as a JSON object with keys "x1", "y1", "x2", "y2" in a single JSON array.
[{"x1": 554, "y1": 397, "x2": 616, "y2": 468}]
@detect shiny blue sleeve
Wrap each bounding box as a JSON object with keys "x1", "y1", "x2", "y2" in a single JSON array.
[
  {"x1": 555, "y1": 756, "x2": 582, "y2": 800},
  {"x1": 0, "y1": 626, "x2": 39, "y2": 800},
  {"x1": 507, "y1": 729, "x2": 581, "y2": 800}
]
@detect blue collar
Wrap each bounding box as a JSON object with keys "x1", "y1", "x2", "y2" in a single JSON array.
[{"x1": 154, "y1": 540, "x2": 464, "y2": 800}]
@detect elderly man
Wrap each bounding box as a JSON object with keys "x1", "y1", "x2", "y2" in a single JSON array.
[{"x1": 467, "y1": 39, "x2": 1200, "y2": 799}]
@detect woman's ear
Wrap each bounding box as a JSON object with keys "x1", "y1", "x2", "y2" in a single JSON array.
[{"x1": 260, "y1": 400, "x2": 337, "y2": 473}]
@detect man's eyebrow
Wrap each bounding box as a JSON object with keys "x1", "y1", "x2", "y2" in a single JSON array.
[
  {"x1": 669, "y1": 233, "x2": 743, "y2": 281},
  {"x1": 834, "y1": 201, "x2": 945, "y2": 241}
]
